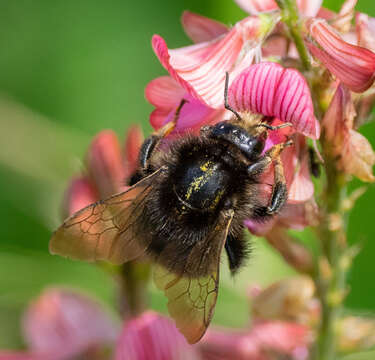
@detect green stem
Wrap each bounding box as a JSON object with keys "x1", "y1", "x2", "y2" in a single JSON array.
[
  {"x1": 119, "y1": 261, "x2": 151, "y2": 317},
  {"x1": 313, "y1": 152, "x2": 348, "y2": 360},
  {"x1": 275, "y1": 0, "x2": 311, "y2": 70}
]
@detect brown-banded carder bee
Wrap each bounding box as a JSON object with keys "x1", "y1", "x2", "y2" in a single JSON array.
[{"x1": 50, "y1": 74, "x2": 292, "y2": 344}]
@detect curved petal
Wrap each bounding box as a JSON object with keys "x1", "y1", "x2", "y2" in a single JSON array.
[
  {"x1": 115, "y1": 311, "x2": 198, "y2": 360},
  {"x1": 228, "y1": 62, "x2": 320, "y2": 139},
  {"x1": 145, "y1": 76, "x2": 186, "y2": 109},
  {"x1": 181, "y1": 11, "x2": 228, "y2": 43},
  {"x1": 152, "y1": 16, "x2": 264, "y2": 108},
  {"x1": 306, "y1": 19, "x2": 375, "y2": 93},
  {"x1": 23, "y1": 288, "x2": 118, "y2": 360}
]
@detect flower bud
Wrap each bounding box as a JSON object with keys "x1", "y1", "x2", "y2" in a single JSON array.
[
  {"x1": 86, "y1": 130, "x2": 126, "y2": 198},
  {"x1": 338, "y1": 316, "x2": 375, "y2": 353},
  {"x1": 252, "y1": 276, "x2": 317, "y2": 324},
  {"x1": 62, "y1": 176, "x2": 98, "y2": 218},
  {"x1": 123, "y1": 125, "x2": 143, "y2": 181}
]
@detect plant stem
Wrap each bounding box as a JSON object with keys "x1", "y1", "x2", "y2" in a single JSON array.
[
  {"x1": 275, "y1": 0, "x2": 311, "y2": 70},
  {"x1": 119, "y1": 261, "x2": 151, "y2": 318},
  {"x1": 313, "y1": 154, "x2": 348, "y2": 360}
]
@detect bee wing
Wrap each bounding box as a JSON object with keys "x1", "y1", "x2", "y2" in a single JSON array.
[
  {"x1": 153, "y1": 210, "x2": 234, "y2": 344},
  {"x1": 50, "y1": 168, "x2": 165, "y2": 264}
]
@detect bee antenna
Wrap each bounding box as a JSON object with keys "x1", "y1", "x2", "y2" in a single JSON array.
[{"x1": 224, "y1": 72, "x2": 242, "y2": 122}]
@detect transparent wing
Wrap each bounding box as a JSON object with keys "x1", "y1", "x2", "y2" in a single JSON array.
[
  {"x1": 153, "y1": 210, "x2": 234, "y2": 344},
  {"x1": 49, "y1": 168, "x2": 165, "y2": 264}
]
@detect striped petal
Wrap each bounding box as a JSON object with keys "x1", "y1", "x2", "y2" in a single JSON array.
[
  {"x1": 306, "y1": 19, "x2": 375, "y2": 93},
  {"x1": 115, "y1": 311, "x2": 197, "y2": 360},
  {"x1": 181, "y1": 11, "x2": 228, "y2": 43},
  {"x1": 152, "y1": 16, "x2": 264, "y2": 108},
  {"x1": 228, "y1": 62, "x2": 320, "y2": 139}
]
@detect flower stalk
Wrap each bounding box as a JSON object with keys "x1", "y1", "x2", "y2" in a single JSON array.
[
  {"x1": 313, "y1": 144, "x2": 349, "y2": 360},
  {"x1": 275, "y1": 0, "x2": 311, "y2": 70}
]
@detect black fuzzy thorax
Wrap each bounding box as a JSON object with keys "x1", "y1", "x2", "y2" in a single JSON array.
[{"x1": 137, "y1": 135, "x2": 264, "y2": 276}]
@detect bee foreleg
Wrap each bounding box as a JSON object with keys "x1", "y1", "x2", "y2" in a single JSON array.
[
  {"x1": 248, "y1": 141, "x2": 292, "y2": 216},
  {"x1": 139, "y1": 99, "x2": 188, "y2": 170}
]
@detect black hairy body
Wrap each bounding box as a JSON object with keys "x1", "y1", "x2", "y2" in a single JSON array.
[{"x1": 131, "y1": 133, "x2": 270, "y2": 277}]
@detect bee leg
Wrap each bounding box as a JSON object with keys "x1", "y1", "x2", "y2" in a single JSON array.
[
  {"x1": 248, "y1": 141, "x2": 292, "y2": 216},
  {"x1": 128, "y1": 100, "x2": 187, "y2": 185},
  {"x1": 139, "y1": 99, "x2": 188, "y2": 170}
]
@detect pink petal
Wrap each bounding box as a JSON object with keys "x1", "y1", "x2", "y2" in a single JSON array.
[
  {"x1": 200, "y1": 322, "x2": 309, "y2": 359},
  {"x1": 228, "y1": 62, "x2": 320, "y2": 139},
  {"x1": 234, "y1": 0, "x2": 278, "y2": 15},
  {"x1": 123, "y1": 125, "x2": 144, "y2": 181},
  {"x1": 281, "y1": 137, "x2": 314, "y2": 203},
  {"x1": 23, "y1": 288, "x2": 118, "y2": 360},
  {"x1": 234, "y1": 0, "x2": 321, "y2": 16},
  {"x1": 356, "y1": 13, "x2": 375, "y2": 52},
  {"x1": 297, "y1": 0, "x2": 323, "y2": 17},
  {"x1": 145, "y1": 76, "x2": 186, "y2": 110},
  {"x1": 150, "y1": 108, "x2": 171, "y2": 130},
  {"x1": 306, "y1": 19, "x2": 375, "y2": 93},
  {"x1": 249, "y1": 321, "x2": 309, "y2": 354},
  {"x1": 162, "y1": 94, "x2": 225, "y2": 132},
  {"x1": 62, "y1": 176, "x2": 98, "y2": 217},
  {"x1": 152, "y1": 16, "x2": 264, "y2": 108},
  {"x1": 86, "y1": 130, "x2": 126, "y2": 197},
  {"x1": 181, "y1": 11, "x2": 228, "y2": 43},
  {"x1": 115, "y1": 311, "x2": 198, "y2": 360},
  {"x1": 0, "y1": 353, "x2": 51, "y2": 360}
]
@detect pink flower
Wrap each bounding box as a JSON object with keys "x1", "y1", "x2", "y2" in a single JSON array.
[
  {"x1": 0, "y1": 288, "x2": 119, "y2": 360},
  {"x1": 322, "y1": 83, "x2": 375, "y2": 182},
  {"x1": 152, "y1": 14, "x2": 277, "y2": 108},
  {"x1": 234, "y1": 0, "x2": 322, "y2": 17},
  {"x1": 115, "y1": 311, "x2": 199, "y2": 360},
  {"x1": 305, "y1": 18, "x2": 375, "y2": 93},
  {"x1": 63, "y1": 127, "x2": 143, "y2": 215},
  {"x1": 199, "y1": 321, "x2": 310, "y2": 360},
  {"x1": 145, "y1": 76, "x2": 225, "y2": 133},
  {"x1": 227, "y1": 62, "x2": 320, "y2": 139}
]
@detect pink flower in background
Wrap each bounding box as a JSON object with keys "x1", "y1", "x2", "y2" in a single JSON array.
[
  {"x1": 115, "y1": 311, "x2": 199, "y2": 360},
  {"x1": 0, "y1": 289, "x2": 119, "y2": 360},
  {"x1": 63, "y1": 126, "x2": 143, "y2": 215},
  {"x1": 200, "y1": 321, "x2": 310, "y2": 360}
]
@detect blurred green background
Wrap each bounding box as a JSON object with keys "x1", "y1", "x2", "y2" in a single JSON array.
[{"x1": 0, "y1": 0, "x2": 375, "y2": 357}]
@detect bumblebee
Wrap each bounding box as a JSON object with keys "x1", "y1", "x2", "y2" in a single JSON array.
[{"x1": 50, "y1": 74, "x2": 292, "y2": 344}]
